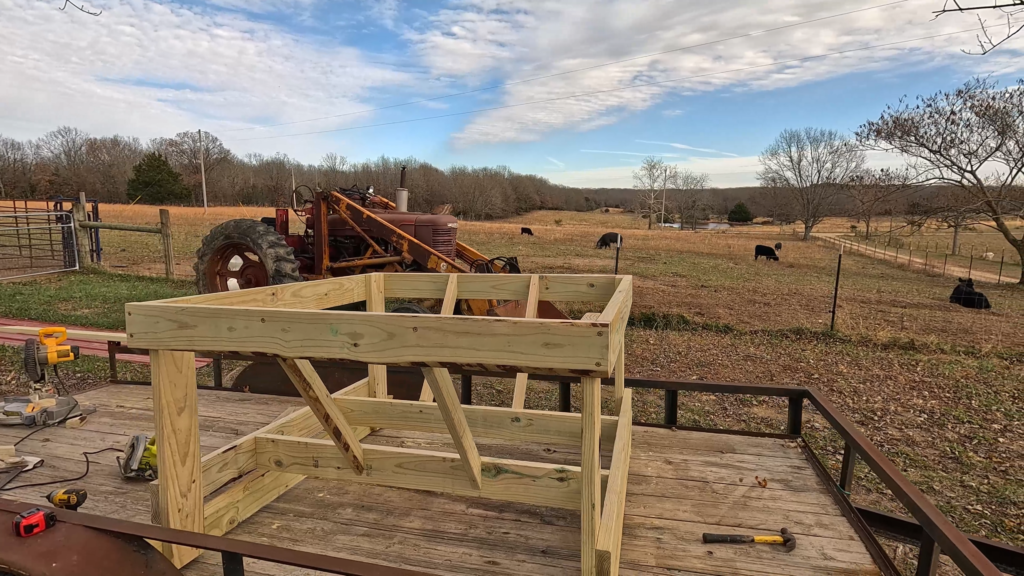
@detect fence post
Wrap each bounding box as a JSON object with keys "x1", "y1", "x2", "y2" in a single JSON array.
[
  {"x1": 998, "y1": 254, "x2": 1004, "y2": 284},
  {"x1": 159, "y1": 208, "x2": 175, "y2": 279},
  {"x1": 924, "y1": 251, "x2": 929, "y2": 273},
  {"x1": 72, "y1": 201, "x2": 91, "y2": 270},
  {"x1": 908, "y1": 248, "x2": 913, "y2": 269},
  {"x1": 968, "y1": 254, "x2": 973, "y2": 279},
  {"x1": 830, "y1": 245, "x2": 843, "y2": 331}
]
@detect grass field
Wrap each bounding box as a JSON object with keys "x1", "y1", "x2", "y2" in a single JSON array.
[{"x1": 0, "y1": 204, "x2": 1021, "y2": 555}]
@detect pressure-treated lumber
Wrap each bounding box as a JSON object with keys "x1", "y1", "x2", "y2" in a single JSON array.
[
  {"x1": 164, "y1": 274, "x2": 366, "y2": 309},
  {"x1": 151, "y1": 350, "x2": 203, "y2": 568},
  {"x1": 126, "y1": 303, "x2": 612, "y2": 376},
  {"x1": 0, "y1": 325, "x2": 126, "y2": 343},
  {"x1": 199, "y1": 378, "x2": 369, "y2": 497},
  {"x1": 511, "y1": 274, "x2": 541, "y2": 410},
  {"x1": 277, "y1": 358, "x2": 366, "y2": 474},
  {"x1": 422, "y1": 367, "x2": 483, "y2": 489},
  {"x1": 365, "y1": 274, "x2": 388, "y2": 399},
  {"x1": 419, "y1": 275, "x2": 459, "y2": 403},
  {"x1": 255, "y1": 435, "x2": 606, "y2": 510},
  {"x1": 614, "y1": 346, "x2": 625, "y2": 411},
  {"x1": 383, "y1": 272, "x2": 622, "y2": 302},
  {"x1": 581, "y1": 376, "x2": 603, "y2": 576},
  {"x1": 334, "y1": 396, "x2": 618, "y2": 444},
  {"x1": 599, "y1": 276, "x2": 632, "y2": 372},
  {"x1": 596, "y1": 389, "x2": 632, "y2": 576}
]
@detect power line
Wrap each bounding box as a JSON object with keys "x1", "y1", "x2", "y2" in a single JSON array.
[
  {"x1": 232, "y1": 26, "x2": 986, "y2": 143},
  {"x1": 223, "y1": 0, "x2": 913, "y2": 133}
]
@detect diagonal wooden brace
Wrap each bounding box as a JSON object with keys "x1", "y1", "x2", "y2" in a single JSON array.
[
  {"x1": 422, "y1": 366, "x2": 483, "y2": 490},
  {"x1": 278, "y1": 358, "x2": 366, "y2": 474}
]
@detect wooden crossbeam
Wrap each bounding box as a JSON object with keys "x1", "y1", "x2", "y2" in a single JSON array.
[
  {"x1": 164, "y1": 275, "x2": 366, "y2": 309},
  {"x1": 581, "y1": 376, "x2": 603, "y2": 576},
  {"x1": 255, "y1": 435, "x2": 608, "y2": 510},
  {"x1": 512, "y1": 275, "x2": 541, "y2": 410},
  {"x1": 419, "y1": 275, "x2": 458, "y2": 403},
  {"x1": 366, "y1": 274, "x2": 388, "y2": 399},
  {"x1": 333, "y1": 396, "x2": 618, "y2": 445},
  {"x1": 383, "y1": 273, "x2": 621, "y2": 302},
  {"x1": 277, "y1": 358, "x2": 366, "y2": 474},
  {"x1": 597, "y1": 389, "x2": 632, "y2": 576},
  {"x1": 422, "y1": 367, "x2": 483, "y2": 489}
]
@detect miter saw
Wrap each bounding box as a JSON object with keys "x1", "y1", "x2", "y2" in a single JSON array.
[{"x1": 0, "y1": 328, "x2": 85, "y2": 427}]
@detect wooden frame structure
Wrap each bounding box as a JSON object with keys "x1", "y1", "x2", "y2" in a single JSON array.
[{"x1": 128, "y1": 272, "x2": 633, "y2": 576}]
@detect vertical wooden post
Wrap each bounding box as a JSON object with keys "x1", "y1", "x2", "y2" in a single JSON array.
[
  {"x1": 614, "y1": 344, "x2": 625, "y2": 412},
  {"x1": 152, "y1": 350, "x2": 203, "y2": 568},
  {"x1": 581, "y1": 376, "x2": 602, "y2": 576},
  {"x1": 365, "y1": 274, "x2": 387, "y2": 399},
  {"x1": 159, "y1": 209, "x2": 175, "y2": 279},
  {"x1": 511, "y1": 275, "x2": 540, "y2": 410},
  {"x1": 71, "y1": 201, "x2": 90, "y2": 269}
]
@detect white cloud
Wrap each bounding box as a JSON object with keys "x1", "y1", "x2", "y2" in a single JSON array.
[
  {"x1": 407, "y1": 0, "x2": 1024, "y2": 146},
  {"x1": 636, "y1": 139, "x2": 738, "y2": 156},
  {"x1": 662, "y1": 109, "x2": 684, "y2": 117},
  {"x1": 546, "y1": 156, "x2": 565, "y2": 168},
  {"x1": 0, "y1": 0, "x2": 412, "y2": 161}
]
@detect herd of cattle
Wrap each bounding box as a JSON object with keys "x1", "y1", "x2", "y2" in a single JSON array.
[{"x1": 518, "y1": 226, "x2": 994, "y2": 311}]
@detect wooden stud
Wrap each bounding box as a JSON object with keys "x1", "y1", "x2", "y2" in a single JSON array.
[
  {"x1": 333, "y1": 396, "x2": 618, "y2": 445},
  {"x1": 204, "y1": 469, "x2": 305, "y2": 537},
  {"x1": 596, "y1": 389, "x2": 632, "y2": 576},
  {"x1": 151, "y1": 350, "x2": 203, "y2": 568},
  {"x1": 422, "y1": 367, "x2": 483, "y2": 489},
  {"x1": 511, "y1": 275, "x2": 540, "y2": 410},
  {"x1": 277, "y1": 359, "x2": 365, "y2": 474},
  {"x1": 383, "y1": 272, "x2": 620, "y2": 302},
  {"x1": 581, "y1": 376, "x2": 603, "y2": 576},
  {"x1": 419, "y1": 275, "x2": 458, "y2": 403},
  {"x1": 599, "y1": 277, "x2": 632, "y2": 371},
  {"x1": 255, "y1": 436, "x2": 607, "y2": 510},
  {"x1": 166, "y1": 274, "x2": 366, "y2": 309},
  {"x1": 365, "y1": 274, "x2": 388, "y2": 398},
  {"x1": 614, "y1": 345, "x2": 625, "y2": 412}
]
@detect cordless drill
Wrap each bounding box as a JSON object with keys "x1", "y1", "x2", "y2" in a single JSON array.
[{"x1": 45, "y1": 488, "x2": 87, "y2": 511}]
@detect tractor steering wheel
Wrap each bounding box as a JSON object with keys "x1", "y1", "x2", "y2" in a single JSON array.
[{"x1": 291, "y1": 185, "x2": 315, "y2": 219}]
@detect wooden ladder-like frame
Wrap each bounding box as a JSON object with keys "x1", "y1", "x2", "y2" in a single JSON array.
[{"x1": 132, "y1": 272, "x2": 632, "y2": 576}]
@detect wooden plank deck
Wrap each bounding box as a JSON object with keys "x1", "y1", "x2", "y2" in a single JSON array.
[{"x1": 0, "y1": 385, "x2": 880, "y2": 576}]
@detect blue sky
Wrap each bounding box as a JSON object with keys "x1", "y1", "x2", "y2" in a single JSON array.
[{"x1": 2, "y1": 0, "x2": 1022, "y2": 187}]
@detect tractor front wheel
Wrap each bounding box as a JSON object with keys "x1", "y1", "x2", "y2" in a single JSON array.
[{"x1": 194, "y1": 219, "x2": 301, "y2": 294}]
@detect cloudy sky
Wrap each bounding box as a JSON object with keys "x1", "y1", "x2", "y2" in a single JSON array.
[{"x1": 1, "y1": 0, "x2": 1022, "y2": 187}]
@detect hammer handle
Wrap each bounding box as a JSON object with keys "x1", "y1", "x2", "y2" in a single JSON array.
[{"x1": 702, "y1": 534, "x2": 754, "y2": 544}]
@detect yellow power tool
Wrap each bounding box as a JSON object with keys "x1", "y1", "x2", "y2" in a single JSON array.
[{"x1": 23, "y1": 327, "x2": 80, "y2": 384}]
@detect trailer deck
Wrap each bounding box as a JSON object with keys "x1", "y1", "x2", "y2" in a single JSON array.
[{"x1": 0, "y1": 384, "x2": 879, "y2": 576}]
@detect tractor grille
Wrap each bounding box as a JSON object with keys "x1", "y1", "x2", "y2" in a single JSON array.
[{"x1": 431, "y1": 227, "x2": 457, "y2": 259}]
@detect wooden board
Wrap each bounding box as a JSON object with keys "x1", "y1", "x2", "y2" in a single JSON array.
[
  {"x1": 161, "y1": 275, "x2": 366, "y2": 309},
  {"x1": 0, "y1": 386, "x2": 880, "y2": 576},
  {"x1": 125, "y1": 303, "x2": 613, "y2": 376},
  {"x1": 383, "y1": 273, "x2": 623, "y2": 303}
]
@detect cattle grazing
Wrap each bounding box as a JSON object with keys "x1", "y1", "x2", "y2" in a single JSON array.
[
  {"x1": 596, "y1": 232, "x2": 622, "y2": 249},
  {"x1": 754, "y1": 245, "x2": 779, "y2": 261},
  {"x1": 521, "y1": 227, "x2": 534, "y2": 236},
  {"x1": 981, "y1": 252, "x2": 995, "y2": 261},
  {"x1": 775, "y1": 242, "x2": 783, "y2": 251},
  {"x1": 949, "y1": 278, "x2": 992, "y2": 310}
]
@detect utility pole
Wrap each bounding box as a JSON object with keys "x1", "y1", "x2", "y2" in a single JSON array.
[
  {"x1": 291, "y1": 166, "x2": 296, "y2": 192},
  {"x1": 660, "y1": 166, "x2": 667, "y2": 226},
  {"x1": 198, "y1": 129, "x2": 209, "y2": 214}
]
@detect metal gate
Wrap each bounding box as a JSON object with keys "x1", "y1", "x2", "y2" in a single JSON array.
[{"x1": 0, "y1": 200, "x2": 78, "y2": 280}]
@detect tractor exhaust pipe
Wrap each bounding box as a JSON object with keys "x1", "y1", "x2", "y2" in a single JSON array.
[{"x1": 396, "y1": 165, "x2": 409, "y2": 212}]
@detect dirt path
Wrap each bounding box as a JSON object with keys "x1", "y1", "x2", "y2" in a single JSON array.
[{"x1": 812, "y1": 234, "x2": 1009, "y2": 284}]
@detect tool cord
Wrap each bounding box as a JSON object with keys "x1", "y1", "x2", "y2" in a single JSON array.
[{"x1": 0, "y1": 447, "x2": 122, "y2": 491}]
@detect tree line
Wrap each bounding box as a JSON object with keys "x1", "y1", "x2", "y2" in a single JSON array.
[{"x1": 0, "y1": 127, "x2": 609, "y2": 220}]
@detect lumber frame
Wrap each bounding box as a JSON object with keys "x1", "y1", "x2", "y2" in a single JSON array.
[
  {"x1": 597, "y1": 389, "x2": 632, "y2": 576},
  {"x1": 137, "y1": 272, "x2": 633, "y2": 575},
  {"x1": 511, "y1": 274, "x2": 540, "y2": 410}
]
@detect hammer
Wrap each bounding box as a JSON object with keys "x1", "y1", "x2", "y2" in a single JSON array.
[{"x1": 702, "y1": 527, "x2": 796, "y2": 552}]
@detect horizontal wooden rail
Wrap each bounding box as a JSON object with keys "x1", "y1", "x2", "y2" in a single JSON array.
[{"x1": 79, "y1": 221, "x2": 160, "y2": 234}]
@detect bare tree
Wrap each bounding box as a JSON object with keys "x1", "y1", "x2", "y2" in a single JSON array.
[
  {"x1": 857, "y1": 77, "x2": 1024, "y2": 283},
  {"x1": 633, "y1": 156, "x2": 672, "y2": 230},
  {"x1": 152, "y1": 131, "x2": 232, "y2": 205},
  {"x1": 758, "y1": 128, "x2": 866, "y2": 240},
  {"x1": 933, "y1": 0, "x2": 1024, "y2": 54},
  {"x1": 671, "y1": 169, "x2": 711, "y2": 231},
  {"x1": 319, "y1": 152, "x2": 348, "y2": 190},
  {"x1": 846, "y1": 167, "x2": 917, "y2": 239}
]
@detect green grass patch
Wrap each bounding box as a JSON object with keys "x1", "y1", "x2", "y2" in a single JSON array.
[{"x1": 0, "y1": 269, "x2": 194, "y2": 330}]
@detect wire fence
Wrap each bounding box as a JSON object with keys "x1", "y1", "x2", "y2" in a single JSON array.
[
  {"x1": 0, "y1": 211, "x2": 79, "y2": 280},
  {"x1": 814, "y1": 234, "x2": 1023, "y2": 285}
]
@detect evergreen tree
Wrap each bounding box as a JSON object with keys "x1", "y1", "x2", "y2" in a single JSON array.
[
  {"x1": 727, "y1": 201, "x2": 754, "y2": 223},
  {"x1": 127, "y1": 152, "x2": 189, "y2": 204}
]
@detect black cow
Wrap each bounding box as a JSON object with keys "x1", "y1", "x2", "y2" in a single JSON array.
[
  {"x1": 754, "y1": 245, "x2": 779, "y2": 261},
  {"x1": 596, "y1": 232, "x2": 622, "y2": 249},
  {"x1": 521, "y1": 227, "x2": 534, "y2": 236},
  {"x1": 775, "y1": 242, "x2": 783, "y2": 251},
  {"x1": 949, "y1": 278, "x2": 992, "y2": 310}
]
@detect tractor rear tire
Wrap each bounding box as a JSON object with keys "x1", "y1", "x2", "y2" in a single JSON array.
[{"x1": 194, "y1": 218, "x2": 301, "y2": 294}]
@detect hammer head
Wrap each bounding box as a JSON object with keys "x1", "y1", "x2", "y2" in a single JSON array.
[{"x1": 781, "y1": 527, "x2": 796, "y2": 552}]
